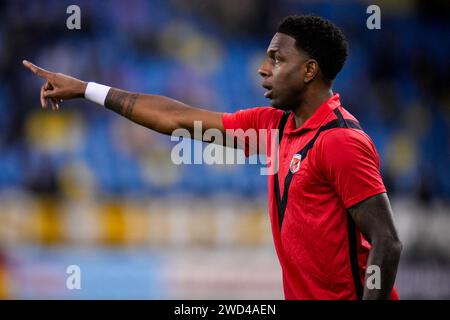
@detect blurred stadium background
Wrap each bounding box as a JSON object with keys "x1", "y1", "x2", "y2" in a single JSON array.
[{"x1": 0, "y1": 0, "x2": 450, "y2": 299}]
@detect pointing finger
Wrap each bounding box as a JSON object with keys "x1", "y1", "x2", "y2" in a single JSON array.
[{"x1": 22, "y1": 60, "x2": 52, "y2": 79}]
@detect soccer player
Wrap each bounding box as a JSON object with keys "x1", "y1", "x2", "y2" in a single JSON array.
[{"x1": 23, "y1": 15, "x2": 402, "y2": 300}]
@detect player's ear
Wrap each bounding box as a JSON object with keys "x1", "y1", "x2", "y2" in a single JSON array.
[{"x1": 303, "y1": 59, "x2": 319, "y2": 83}]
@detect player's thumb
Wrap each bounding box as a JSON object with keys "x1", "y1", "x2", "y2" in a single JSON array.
[{"x1": 43, "y1": 89, "x2": 59, "y2": 98}]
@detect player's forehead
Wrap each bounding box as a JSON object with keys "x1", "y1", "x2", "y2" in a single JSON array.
[{"x1": 267, "y1": 32, "x2": 298, "y2": 56}]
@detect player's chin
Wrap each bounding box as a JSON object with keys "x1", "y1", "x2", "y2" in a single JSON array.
[{"x1": 270, "y1": 97, "x2": 291, "y2": 111}]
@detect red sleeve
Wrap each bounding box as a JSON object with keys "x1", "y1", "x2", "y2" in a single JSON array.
[
  {"x1": 222, "y1": 107, "x2": 282, "y2": 156},
  {"x1": 222, "y1": 106, "x2": 280, "y2": 131},
  {"x1": 315, "y1": 129, "x2": 387, "y2": 208}
]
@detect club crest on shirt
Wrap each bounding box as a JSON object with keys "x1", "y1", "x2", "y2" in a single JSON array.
[{"x1": 289, "y1": 154, "x2": 302, "y2": 174}]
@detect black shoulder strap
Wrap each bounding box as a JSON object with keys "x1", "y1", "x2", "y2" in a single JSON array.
[
  {"x1": 274, "y1": 108, "x2": 362, "y2": 229},
  {"x1": 274, "y1": 111, "x2": 292, "y2": 225},
  {"x1": 278, "y1": 111, "x2": 291, "y2": 145}
]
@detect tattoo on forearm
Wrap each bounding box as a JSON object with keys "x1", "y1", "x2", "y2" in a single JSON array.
[{"x1": 105, "y1": 89, "x2": 139, "y2": 119}]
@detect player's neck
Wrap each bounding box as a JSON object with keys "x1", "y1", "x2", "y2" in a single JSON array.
[{"x1": 293, "y1": 88, "x2": 333, "y2": 129}]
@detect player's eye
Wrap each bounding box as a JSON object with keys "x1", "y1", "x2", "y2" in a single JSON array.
[{"x1": 267, "y1": 56, "x2": 276, "y2": 65}]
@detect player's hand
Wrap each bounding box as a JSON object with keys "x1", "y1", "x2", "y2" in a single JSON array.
[{"x1": 22, "y1": 60, "x2": 87, "y2": 111}]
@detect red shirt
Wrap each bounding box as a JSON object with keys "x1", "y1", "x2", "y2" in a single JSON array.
[{"x1": 222, "y1": 94, "x2": 399, "y2": 300}]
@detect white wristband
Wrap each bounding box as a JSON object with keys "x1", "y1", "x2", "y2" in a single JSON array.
[{"x1": 84, "y1": 82, "x2": 111, "y2": 106}]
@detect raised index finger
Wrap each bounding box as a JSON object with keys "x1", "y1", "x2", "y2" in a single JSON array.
[{"x1": 22, "y1": 60, "x2": 52, "y2": 79}]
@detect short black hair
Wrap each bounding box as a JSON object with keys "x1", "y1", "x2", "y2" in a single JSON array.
[{"x1": 277, "y1": 15, "x2": 348, "y2": 80}]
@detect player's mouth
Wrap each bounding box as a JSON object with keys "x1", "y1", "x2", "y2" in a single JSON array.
[{"x1": 262, "y1": 83, "x2": 273, "y2": 98}]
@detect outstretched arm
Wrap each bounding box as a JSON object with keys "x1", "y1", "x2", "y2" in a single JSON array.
[
  {"x1": 22, "y1": 60, "x2": 224, "y2": 137},
  {"x1": 103, "y1": 88, "x2": 224, "y2": 136}
]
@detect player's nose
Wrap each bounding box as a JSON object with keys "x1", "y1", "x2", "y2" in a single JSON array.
[{"x1": 258, "y1": 61, "x2": 271, "y2": 78}]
